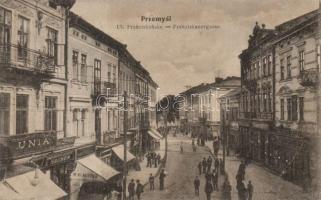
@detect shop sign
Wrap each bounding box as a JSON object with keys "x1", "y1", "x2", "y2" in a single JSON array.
[
  {"x1": 7, "y1": 131, "x2": 57, "y2": 158},
  {"x1": 46, "y1": 150, "x2": 75, "y2": 166}
]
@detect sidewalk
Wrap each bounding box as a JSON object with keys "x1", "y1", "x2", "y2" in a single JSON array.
[
  {"x1": 205, "y1": 141, "x2": 313, "y2": 200},
  {"x1": 127, "y1": 138, "x2": 166, "y2": 187}
]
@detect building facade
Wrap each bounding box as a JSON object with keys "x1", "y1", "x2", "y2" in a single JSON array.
[{"x1": 239, "y1": 10, "x2": 320, "y2": 188}]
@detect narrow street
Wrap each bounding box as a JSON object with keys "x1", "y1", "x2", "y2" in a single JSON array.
[{"x1": 142, "y1": 134, "x2": 221, "y2": 200}]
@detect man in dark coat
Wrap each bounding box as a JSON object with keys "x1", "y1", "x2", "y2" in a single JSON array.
[
  {"x1": 215, "y1": 158, "x2": 220, "y2": 173},
  {"x1": 146, "y1": 152, "x2": 151, "y2": 168},
  {"x1": 198, "y1": 161, "x2": 202, "y2": 175},
  {"x1": 205, "y1": 180, "x2": 214, "y2": 200},
  {"x1": 136, "y1": 180, "x2": 144, "y2": 200},
  {"x1": 194, "y1": 176, "x2": 200, "y2": 196},
  {"x1": 247, "y1": 180, "x2": 253, "y2": 200},
  {"x1": 128, "y1": 179, "x2": 135, "y2": 200},
  {"x1": 156, "y1": 153, "x2": 161, "y2": 166},
  {"x1": 149, "y1": 174, "x2": 155, "y2": 191},
  {"x1": 159, "y1": 169, "x2": 166, "y2": 190},
  {"x1": 202, "y1": 158, "x2": 207, "y2": 174},
  {"x1": 207, "y1": 156, "x2": 212, "y2": 173},
  {"x1": 236, "y1": 181, "x2": 247, "y2": 200},
  {"x1": 222, "y1": 177, "x2": 232, "y2": 200},
  {"x1": 212, "y1": 170, "x2": 219, "y2": 191}
]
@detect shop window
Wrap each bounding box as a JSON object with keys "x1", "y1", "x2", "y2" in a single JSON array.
[
  {"x1": 44, "y1": 96, "x2": 57, "y2": 131},
  {"x1": 16, "y1": 94, "x2": 28, "y2": 134},
  {"x1": 0, "y1": 93, "x2": 10, "y2": 135}
]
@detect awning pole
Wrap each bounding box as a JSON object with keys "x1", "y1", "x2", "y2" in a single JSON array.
[{"x1": 122, "y1": 91, "x2": 128, "y2": 200}]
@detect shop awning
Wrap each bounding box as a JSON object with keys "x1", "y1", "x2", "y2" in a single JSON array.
[
  {"x1": 76, "y1": 154, "x2": 120, "y2": 181},
  {"x1": 5, "y1": 169, "x2": 67, "y2": 200},
  {"x1": 112, "y1": 145, "x2": 136, "y2": 162},
  {"x1": 151, "y1": 129, "x2": 163, "y2": 139},
  {"x1": 0, "y1": 183, "x2": 23, "y2": 200},
  {"x1": 148, "y1": 130, "x2": 161, "y2": 140}
]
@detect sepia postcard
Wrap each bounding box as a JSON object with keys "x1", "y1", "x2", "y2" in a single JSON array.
[{"x1": 0, "y1": 0, "x2": 320, "y2": 199}]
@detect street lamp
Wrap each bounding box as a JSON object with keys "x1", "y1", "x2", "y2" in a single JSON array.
[{"x1": 29, "y1": 156, "x2": 40, "y2": 187}]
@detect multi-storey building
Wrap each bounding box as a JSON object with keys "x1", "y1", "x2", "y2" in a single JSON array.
[
  {"x1": 219, "y1": 88, "x2": 241, "y2": 155},
  {"x1": 179, "y1": 77, "x2": 240, "y2": 138},
  {"x1": 0, "y1": 0, "x2": 75, "y2": 198},
  {"x1": 239, "y1": 9, "x2": 320, "y2": 188}
]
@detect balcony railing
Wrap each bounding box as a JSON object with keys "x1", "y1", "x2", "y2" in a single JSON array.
[
  {"x1": 0, "y1": 44, "x2": 56, "y2": 75},
  {"x1": 298, "y1": 68, "x2": 319, "y2": 87},
  {"x1": 240, "y1": 112, "x2": 272, "y2": 120},
  {"x1": 93, "y1": 80, "x2": 117, "y2": 97},
  {"x1": 0, "y1": 131, "x2": 57, "y2": 159}
]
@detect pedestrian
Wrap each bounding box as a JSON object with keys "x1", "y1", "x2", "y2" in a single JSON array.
[
  {"x1": 180, "y1": 142, "x2": 184, "y2": 153},
  {"x1": 154, "y1": 153, "x2": 158, "y2": 168},
  {"x1": 207, "y1": 156, "x2": 212, "y2": 173},
  {"x1": 215, "y1": 158, "x2": 220, "y2": 173},
  {"x1": 198, "y1": 161, "x2": 202, "y2": 175},
  {"x1": 236, "y1": 181, "x2": 246, "y2": 200},
  {"x1": 212, "y1": 170, "x2": 218, "y2": 191},
  {"x1": 149, "y1": 174, "x2": 155, "y2": 191},
  {"x1": 128, "y1": 179, "x2": 135, "y2": 200},
  {"x1": 205, "y1": 180, "x2": 214, "y2": 200},
  {"x1": 116, "y1": 182, "x2": 122, "y2": 200},
  {"x1": 247, "y1": 180, "x2": 253, "y2": 200},
  {"x1": 146, "y1": 152, "x2": 151, "y2": 168},
  {"x1": 202, "y1": 158, "x2": 207, "y2": 174},
  {"x1": 222, "y1": 177, "x2": 232, "y2": 200},
  {"x1": 159, "y1": 169, "x2": 166, "y2": 190},
  {"x1": 194, "y1": 176, "x2": 200, "y2": 196},
  {"x1": 156, "y1": 153, "x2": 161, "y2": 166},
  {"x1": 136, "y1": 180, "x2": 144, "y2": 200},
  {"x1": 197, "y1": 137, "x2": 200, "y2": 146}
]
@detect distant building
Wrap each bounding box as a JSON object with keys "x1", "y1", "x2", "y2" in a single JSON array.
[{"x1": 178, "y1": 76, "x2": 240, "y2": 138}]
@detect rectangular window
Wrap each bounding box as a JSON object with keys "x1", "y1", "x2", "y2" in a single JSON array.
[
  {"x1": 113, "y1": 65, "x2": 116, "y2": 83},
  {"x1": 299, "y1": 97, "x2": 304, "y2": 121},
  {"x1": 0, "y1": 93, "x2": 10, "y2": 135},
  {"x1": 263, "y1": 58, "x2": 267, "y2": 76},
  {"x1": 17, "y1": 16, "x2": 29, "y2": 60},
  {"x1": 94, "y1": 59, "x2": 101, "y2": 95},
  {"x1": 44, "y1": 96, "x2": 57, "y2": 131},
  {"x1": 280, "y1": 99, "x2": 284, "y2": 120},
  {"x1": 287, "y1": 98, "x2": 292, "y2": 121},
  {"x1": 299, "y1": 51, "x2": 305, "y2": 72},
  {"x1": 80, "y1": 54, "x2": 87, "y2": 82},
  {"x1": 292, "y1": 95, "x2": 298, "y2": 121},
  {"x1": 72, "y1": 51, "x2": 78, "y2": 80},
  {"x1": 0, "y1": 7, "x2": 12, "y2": 46},
  {"x1": 16, "y1": 94, "x2": 28, "y2": 134},
  {"x1": 46, "y1": 27, "x2": 58, "y2": 65},
  {"x1": 268, "y1": 55, "x2": 272, "y2": 75},
  {"x1": 280, "y1": 59, "x2": 285, "y2": 80},
  {"x1": 107, "y1": 63, "x2": 111, "y2": 82},
  {"x1": 286, "y1": 56, "x2": 291, "y2": 78}
]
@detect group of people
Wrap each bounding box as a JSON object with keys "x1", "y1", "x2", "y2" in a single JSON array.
[
  {"x1": 128, "y1": 179, "x2": 144, "y2": 200},
  {"x1": 145, "y1": 151, "x2": 161, "y2": 168},
  {"x1": 236, "y1": 161, "x2": 254, "y2": 200},
  {"x1": 148, "y1": 169, "x2": 167, "y2": 191},
  {"x1": 194, "y1": 156, "x2": 223, "y2": 200}
]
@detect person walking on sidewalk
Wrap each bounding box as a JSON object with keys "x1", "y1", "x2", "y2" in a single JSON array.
[
  {"x1": 205, "y1": 180, "x2": 214, "y2": 200},
  {"x1": 128, "y1": 179, "x2": 136, "y2": 200},
  {"x1": 247, "y1": 180, "x2": 253, "y2": 200},
  {"x1": 212, "y1": 170, "x2": 218, "y2": 191},
  {"x1": 198, "y1": 161, "x2": 202, "y2": 175},
  {"x1": 136, "y1": 179, "x2": 144, "y2": 200},
  {"x1": 207, "y1": 156, "x2": 212, "y2": 173},
  {"x1": 149, "y1": 174, "x2": 155, "y2": 191},
  {"x1": 222, "y1": 177, "x2": 232, "y2": 200},
  {"x1": 194, "y1": 176, "x2": 200, "y2": 196},
  {"x1": 159, "y1": 169, "x2": 166, "y2": 190},
  {"x1": 146, "y1": 152, "x2": 151, "y2": 168},
  {"x1": 156, "y1": 153, "x2": 161, "y2": 166},
  {"x1": 202, "y1": 158, "x2": 207, "y2": 174}
]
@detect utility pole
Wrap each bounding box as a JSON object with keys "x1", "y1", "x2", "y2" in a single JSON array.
[
  {"x1": 222, "y1": 112, "x2": 226, "y2": 174},
  {"x1": 122, "y1": 91, "x2": 128, "y2": 200}
]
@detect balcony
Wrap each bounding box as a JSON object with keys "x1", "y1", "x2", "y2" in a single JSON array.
[
  {"x1": 0, "y1": 44, "x2": 56, "y2": 79},
  {"x1": 239, "y1": 112, "x2": 272, "y2": 121},
  {"x1": 92, "y1": 80, "x2": 117, "y2": 97},
  {"x1": 298, "y1": 68, "x2": 319, "y2": 87},
  {"x1": 0, "y1": 131, "x2": 57, "y2": 159}
]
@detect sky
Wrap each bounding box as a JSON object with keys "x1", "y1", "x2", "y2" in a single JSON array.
[{"x1": 72, "y1": 0, "x2": 319, "y2": 97}]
